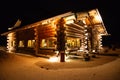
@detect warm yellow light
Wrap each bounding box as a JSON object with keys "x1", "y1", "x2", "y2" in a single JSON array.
[
  {"x1": 65, "y1": 20, "x2": 74, "y2": 24},
  {"x1": 48, "y1": 57, "x2": 59, "y2": 62},
  {"x1": 89, "y1": 9, "x2": 102, "y2": 24},
  {"x1": 64, "y1": 15, "x2": 75, "y2": 24},
  {"x1": 85, "y1": 37, "x2": 88, "y2": 40},
  {"x1": 55, "y1": 51, "x2": 59, "y2": 54},
  {"x1": 82, "y1": 20, "x2": 86, "y2": 24},
  {"x1": 48, "y1": 55, "x2": 70, "y2": 62},
  {"x1": 85, "y1": 33, "x2": 88, "y2": 36},
  {"x1": 19, "y1": 41, "x2": 24, "y2": 47},
  {"x1": 92, "y1": 50, "x2": 95, "y2": 52},
  {"x1": 84, "y1": 25, "x2": 87, "y2": 28},
  {"x1": 65, "y1": 15, "x2": 76, "y2": 21},
  {"x1": 94, "y1": 15, "x2": 101, "y2": 22}
]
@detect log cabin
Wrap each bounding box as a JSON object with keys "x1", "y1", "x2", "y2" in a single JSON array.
[{"x1": 1, "y1": 9, "x2": 108, "y2": 60}]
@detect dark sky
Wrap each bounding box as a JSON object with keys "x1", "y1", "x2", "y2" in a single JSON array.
[{"x1": 0, "y1": 0, "x2": 119, "y2": 46}]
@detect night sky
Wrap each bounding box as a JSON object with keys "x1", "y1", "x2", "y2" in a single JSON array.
[{"x1": 0, "y1": 0, "x2": 119, "y2": 47}]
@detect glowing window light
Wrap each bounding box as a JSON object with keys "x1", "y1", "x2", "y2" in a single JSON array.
[
  {"x1": 41, "y1": 39, "x2": 47, "y2": 47},
  {"x1": 19, "y1": 41, "x2": 24, "y2": 47},
  {"x1": 27, "y1": 40, "x2": 35, "y2": 47},
  {"x1": 28, "y1": 40, "x2": 32, "y2": 47},
  {"x1": 12, "y1": 41, "x2": 15, "y2": 47}
]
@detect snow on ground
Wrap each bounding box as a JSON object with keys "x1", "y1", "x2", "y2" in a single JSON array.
[{"x1": 0, "y1": 50, "x2": 120, "y2": 80}]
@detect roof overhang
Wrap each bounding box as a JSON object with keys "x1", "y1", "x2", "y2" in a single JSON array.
[
  {"x1": 88, "y1": 9, "x2": 108, "y2": 35},
  {"x1": 1, "y1": 12, "x2": 74, "y2": 36}
]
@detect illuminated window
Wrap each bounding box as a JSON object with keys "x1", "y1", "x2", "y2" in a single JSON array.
[
  {"x1": 67, "y1": 38, "x2": 80, "y2": 48},
  {"x1": 41, "y1": 39, "x2": 47, "y2": 47},
  {"x1": 19, "y1": 40, "x2": 24, "y2": 47},
  {"x1": 27, "y1": 40, "x2": 35, "y2": 47},
  {"x1": 41, "y1": 37, "x2": 56, "y2": 48},
  {"x1": 11, "y1": 41, "x2": 15, "y2": 47}
]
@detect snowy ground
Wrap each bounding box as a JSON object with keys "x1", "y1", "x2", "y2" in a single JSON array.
[{"x1": 0, "y1": 49, "x2": 120, "y2": 80}]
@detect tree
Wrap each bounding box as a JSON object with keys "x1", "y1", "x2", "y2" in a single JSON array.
[{"x1": 56, "y1": 18, "x2": 66, "y2": 62}]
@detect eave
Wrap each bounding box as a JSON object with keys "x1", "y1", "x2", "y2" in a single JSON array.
[{"x1": 1, "y1": 12, "x2": 74, "y2": 36}]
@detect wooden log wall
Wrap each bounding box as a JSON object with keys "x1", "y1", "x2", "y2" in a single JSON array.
[
  {"x1": 16, "y1": 28, "x2": 35, "y2": 40},
  {"x1": 7, "y1": 32, "x2": 16, "y2": 52},
  {"x1": 38, "y1": 25, "x2": 56, "y2": 38},
  {"x1": 15, "y1": 28, "x2": 35, "y2": 53},
  {"x1": 34, "y1": 24, "x2": 56, "y2": 55}
]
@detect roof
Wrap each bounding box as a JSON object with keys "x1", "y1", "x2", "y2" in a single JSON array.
[
  {"x1": 1, "y1": 9, "x2": 108, "y2": 36},
  {"x1": 1, "y1": 12, "x2": 74, "y2": 36}
]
